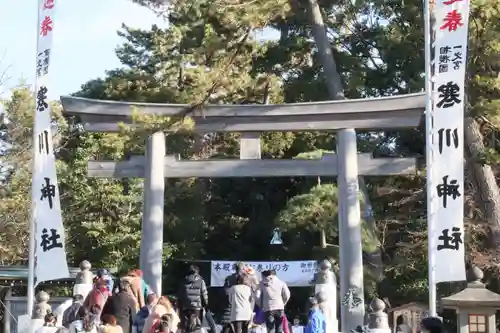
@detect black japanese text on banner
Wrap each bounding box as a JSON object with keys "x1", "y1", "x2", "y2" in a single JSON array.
[
  {"x1": 210, "y1": 261, "x2": 317, "y2": 287},
  {"x1": 33, "y1": 0, "x2": 69, "y2": 283},
  {"x1": 431, "y1": 0, "x2": 469, "y2": 283}
]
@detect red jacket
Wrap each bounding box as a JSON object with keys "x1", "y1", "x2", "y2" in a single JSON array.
[{"x1": 84, "y1": 286, "x2": 108, "y2": 310}]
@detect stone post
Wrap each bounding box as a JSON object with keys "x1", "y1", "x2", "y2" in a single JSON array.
[
  {"x1": 368, "y1": 298, "x2": 390, "y2": 333},
  {"x1": 73, "y1": 260, "x2": 94, "y2": 299},
  {"x1": 140, "y1": 132, "x2": 166, "y2": 295},
  {"x1": 337, "y1": 129, "x2": 364, "y2": 330},
  {"x1": 31, "y1": 291, "x2": 51, "y2": 332},
  {"x1": 4, "y1": 288, "x2": 11, "y2": 333},
  {"x1": 314, "y1": 259, "x2": 338, "y2": 333}
]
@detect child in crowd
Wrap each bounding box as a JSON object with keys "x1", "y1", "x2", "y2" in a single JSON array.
[{"x1": 151, "y1": 314, "x2": 175, "y2": 333}]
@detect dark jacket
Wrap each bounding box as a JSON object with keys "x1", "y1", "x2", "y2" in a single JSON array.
[
  {"x1": 62, "y1": 301, "x2": 82, "y2": 328},
  {"x1": 101, "y1": 292, "x2": 136, "y2": 333},
  {"x1": 222, "y1": 273, "x2": 239, "y2": 324},
  {"x1": 178, "y1": 273, "x2": 208, "y2": 311}
]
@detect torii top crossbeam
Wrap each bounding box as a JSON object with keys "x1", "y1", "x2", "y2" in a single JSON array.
[{"x1": 60, "y1": 93, "x2": 425, "y2": 132}]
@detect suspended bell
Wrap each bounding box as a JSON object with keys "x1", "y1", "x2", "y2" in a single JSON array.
[{"x1": 270, "y1": 228, "x2": 283, "y2": 245}]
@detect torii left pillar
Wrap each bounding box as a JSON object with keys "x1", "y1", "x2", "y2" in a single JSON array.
[
  {"x1": 140, "y1": 131, "x2": 165, "y2": 295},
  {"x1": 338, "y1": 129, "x2": 364, "y2": 330}
]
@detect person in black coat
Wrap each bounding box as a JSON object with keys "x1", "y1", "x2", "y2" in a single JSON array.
[
  {"x1": 420, "y1": 317, "x2": 443, "y2": 333},
  {"x1": 177, "y1": 265, "x2": 209, "y2": 332},
  {"x1": 102, "y1": 279, "x2": 137, "y2": 333}
]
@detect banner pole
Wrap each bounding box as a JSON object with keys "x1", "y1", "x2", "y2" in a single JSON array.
[
  {"x1": 423, "y1": 0, "x2": 437, "y2": 317},
  {"x1": 27, "y1": 0, "x2": 42, "y2": 318}
]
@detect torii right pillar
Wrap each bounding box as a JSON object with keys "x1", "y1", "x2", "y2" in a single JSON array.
[{"x1": 337, "y1": 128, "x2": 365, "y2": 330}]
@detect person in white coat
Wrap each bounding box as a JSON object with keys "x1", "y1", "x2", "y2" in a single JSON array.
[
  {"x1": 258, "y1": 270, "x2": 290, "y2": 333},
  {"x1": 229, "y1": 275, "x2": 254, "y2": 333}
]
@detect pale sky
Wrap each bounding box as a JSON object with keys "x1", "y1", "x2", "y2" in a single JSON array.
[{"x1": 0, "y1": 0, "x2": 167, "y2": 99}]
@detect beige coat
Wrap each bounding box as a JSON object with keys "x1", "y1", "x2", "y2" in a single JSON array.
[
  {"x1": 121, "y1": 276, "x2": 145, "y2": 310},
  {"x1": 229, "y1": 284, "x2": 253, "y2": 322},
  {"x1": 99, "y1": 325, "x2": 123, "y2": 333}
]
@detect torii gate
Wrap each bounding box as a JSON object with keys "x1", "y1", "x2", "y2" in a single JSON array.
[{"x1": 60, "y1": 92, "x2": 425, "y2": 330}]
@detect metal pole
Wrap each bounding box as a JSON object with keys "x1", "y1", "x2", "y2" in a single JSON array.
[
  {"x1": 140, "y1": 132, "x2": 166, "y2": 295},
  {"x1": 27, "y1": 0, "x2": 42, "y2": 319},
  {"x1": 27, "y1": 174, "x2": 37, "y2": 319},
  {"x1": 424, "y1": 0, "x2": 437, "y2": 316},
  {"x1": 337, "y1": 129, "x2": 365, "y2": 330}
]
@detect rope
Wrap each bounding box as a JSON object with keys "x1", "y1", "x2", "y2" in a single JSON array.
[
  {"x1": 166, "y1": 258, "x2": 212, "y2": 263},
  {"x1": 0, "y1": 296, "x2": 19, "y2": 325}
]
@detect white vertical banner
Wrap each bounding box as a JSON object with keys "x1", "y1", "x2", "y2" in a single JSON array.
[
  {"x1": 33, "y1": 0, "x2": 69, "y2": 283},
  {"x1": 430, "y1": 0, "x2": 469, "y2": 282}
]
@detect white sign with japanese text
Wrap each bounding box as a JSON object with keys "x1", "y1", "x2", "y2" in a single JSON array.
[
  {"x1": 210, "y1": 260, "x2": 317, "y2": 287},
  {"x1": 33, "y1": 0, "x2": 69, "y2": 283},
  {"x1": 430, "y1": 0, "x2": 469, "y2": 282}
]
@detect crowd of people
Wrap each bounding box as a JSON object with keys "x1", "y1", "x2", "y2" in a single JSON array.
[{"x1": 34, "y1": 264, "x2": 329, "y2": 333}]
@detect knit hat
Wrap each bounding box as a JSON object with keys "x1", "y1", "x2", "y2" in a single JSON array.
[
  {"x1": 421, "y1": 317, "x2": 443, "y2": 333},
  {"x1": 97, "y1": 268, "x2": 109, "y2": 277}
]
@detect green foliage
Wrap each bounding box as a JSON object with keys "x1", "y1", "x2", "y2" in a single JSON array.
[
  {"x1": 0, "y1": 87, "x2": 178, "y2": 271},
  {"x1": 2, "y1": 0, "x2": 500, "y2": 312},
  {"x1": 71, "y1": 0, "x2": 500, "y2": 303},
  {"x1": 276, "y1": 182, "x2": 379, "y2": 255},
  {"x1": 57, "y1": 131, "x2": 144, "y2": 270},
  {"x1": 277, "y1": 184, "x2": 338, "y2": 234},
  {"x1": 0, "y1": 88, "x2": 35, "y2": 264},
  {"x1": 0, "y1": 87, "x2": 66, "y2": 264}
]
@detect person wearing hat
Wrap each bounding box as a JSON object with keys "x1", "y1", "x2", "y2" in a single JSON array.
[
  {"x1": 128, "y1": 269, "x2": 153, "y2": 302},
  {"x1": 97, "y1": 269, "x2": 114, "y2": 297},
  {"x1": 124, "y1": 270, "x2": 146, "y2": 310},
  {"x1": 305, "y1": 296, "x2": 325, "y2": 333},
  {"x1": 84, "y1": 277, "x2": 109, "y2": 312},
  {"x1": 420, "y1": 317, "x2": 443, "y2": 333}
]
